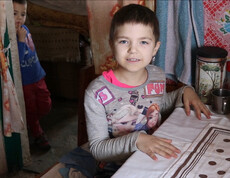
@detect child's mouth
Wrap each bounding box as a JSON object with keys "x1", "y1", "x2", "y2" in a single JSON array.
[
  {"x1": 16, "y1": 22, "x2": 21, "y2": 26},
  {"x1": 127, "y1": 58, "x2": 140, "y2": 62}
]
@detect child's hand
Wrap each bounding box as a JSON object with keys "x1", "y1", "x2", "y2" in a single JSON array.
[
  {"x1": 136, "y1": 133, "x2": 181, "y2": 161},
  {"x1": 183, "y1": 87, "x2": 211, "y2": 119},
  {"x1": 17, "y1": 26, "x2": 27, "y2": 42}
]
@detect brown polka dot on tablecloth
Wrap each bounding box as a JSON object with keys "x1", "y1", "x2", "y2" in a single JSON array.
[
  {"x1": 216, "y1": 149, "x2": 224, "y2": 153},
  {"x1": 208, "y1": 161, "x2": 216, "y2": 165},
  {"x1": 226, "y1": 158, "x2": 230, "y2": 161},
  {"x1": 217, "y1": 170, "x2": 226, "y2": 175},
  {"x1": 199, "y1": 174, "x2": 207, "y2": 178},
  {"x1": 223, "y1": 139, "x2": 230, "y2": 142}
]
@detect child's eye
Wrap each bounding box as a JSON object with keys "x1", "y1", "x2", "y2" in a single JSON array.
[
  {"x1": 21, "y1": 13, "x2": 26, "y2": 17},
  {"x1": 141, "y1": 41, "x2": 148, "y2": 45},
  {"x1": 119, "y1": 40, "x2": 128, "y2": 44}
]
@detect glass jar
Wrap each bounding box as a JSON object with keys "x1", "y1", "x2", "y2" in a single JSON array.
[{"x1": 195, "y1": 46, "x2": 228, "y2": 104}]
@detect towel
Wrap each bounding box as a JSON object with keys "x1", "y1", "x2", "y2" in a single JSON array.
[{"x1": 155, "y1": 0, "x2": 204, "y2": 85}]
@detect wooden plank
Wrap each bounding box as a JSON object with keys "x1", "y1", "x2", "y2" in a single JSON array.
[{"x1": 77, "y1": 66, "x2": 97, "y2": 146}]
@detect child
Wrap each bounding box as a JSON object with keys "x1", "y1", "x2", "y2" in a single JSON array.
[
  {"x1": 84, "y1": 4, "x2": 211, "y2": 163},
  {"x1": 13, "y1": 0, "x2": 51, "y2": 151}
]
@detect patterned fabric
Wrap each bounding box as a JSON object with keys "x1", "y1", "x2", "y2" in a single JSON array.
[
  {"x1": 0, "y1": 2, "x2": 8, "y2": 174},
  {"x1": 0, "y1": 1, "x2": 24, "y2": 137},
  {"x1": 0, "y1": 35, "x2": 24, "y2": 137},
  {"x1": 203, "y1": 0, "x2": 230, "y2": 60},
  {"x1": 1, "y1": 0, "x2": 30, "y2": 169}
]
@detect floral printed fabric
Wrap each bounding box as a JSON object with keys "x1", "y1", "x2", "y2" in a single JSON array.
[
  {"x1": 0, "y1": 41, "x2": 24, "y2": 137},
  {"x1": 0, "y1": 3, "x2": 24, "y2": 137},
  {"x1": 203, "y1": 0, "x2": 230, "y2": 59}
]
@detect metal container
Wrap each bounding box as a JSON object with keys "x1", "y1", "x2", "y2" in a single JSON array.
[
  {"x1": 211, "y1": 89, "x2": 230, "y2": 114},
  {"x1": 195, "y1": 46, "x2": 228, "y2": 104}
]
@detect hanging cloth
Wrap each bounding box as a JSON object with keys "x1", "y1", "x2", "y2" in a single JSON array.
[
  {"x1": 0, "y1": 33, "x2": 24, "y2": 137},
  {"x1": 203, "y1": 0, "x2": 230, "y2": 59},
  {"x1": 155, "y1": 0, "x2": 204, "y2": 85}
]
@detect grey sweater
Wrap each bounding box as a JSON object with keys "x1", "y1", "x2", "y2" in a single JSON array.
[{"x1": 84, "y1": 65, "x2": 186, "y2": 162}]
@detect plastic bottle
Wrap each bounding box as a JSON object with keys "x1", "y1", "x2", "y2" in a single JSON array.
[{"x1": 223, "y1": 61, "x2": 230, "y2": 90}]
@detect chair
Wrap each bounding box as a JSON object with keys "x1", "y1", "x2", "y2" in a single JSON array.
[{"x1": 77, "y1": 66, "x2": 97, "y2": 146}]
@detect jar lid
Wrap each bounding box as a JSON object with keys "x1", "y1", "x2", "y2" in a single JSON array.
[{"x1": 197, "y1": 46, "x2": 228, "y2": 58}]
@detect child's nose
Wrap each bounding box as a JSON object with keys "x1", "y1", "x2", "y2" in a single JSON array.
[
  {"x1": 128, "y1": 43, "x2": 137, "y2": 53},
  {"x1": 15, "y1": 15, "x2": 21, "y2": 20}
]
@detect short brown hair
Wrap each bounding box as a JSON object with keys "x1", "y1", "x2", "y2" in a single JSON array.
[
  {"x1": 109, "y1": 4, "x2": 159, "y2": 43},
  {"x1": 13, "y1": 0, "x2": 27, "y2": 5}
]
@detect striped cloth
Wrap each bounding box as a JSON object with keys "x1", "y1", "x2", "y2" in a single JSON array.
[{"x1": 155, "y1": 0, "x2": 204, "y2": 85}]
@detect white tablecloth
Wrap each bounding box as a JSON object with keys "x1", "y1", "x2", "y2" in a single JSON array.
[{"x1": 112, "y1": 107, "x2": 230, "y2": 178}]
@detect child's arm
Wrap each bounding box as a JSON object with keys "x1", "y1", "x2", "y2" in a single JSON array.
[
  {"x1": 85, "y1": 86, "x2": 181, "y2": 162},
  {"x1": 16, "y1": 25, "x2": 39, "y2": 64},
  {"x1": 17, "y1": 26, "x2": 27, "y2": 42},
  {"x1": 16, "y1": 25, "x2": 28, "y2": 60},
  {"x1": 85, "y1": 90, "x2": 139, "y2": 162},
  {"x1": 136, "y1": 133, "x2": 181, "y2": 160},
  {"x1": 183, "y1": 87, "x2": 211, "y2": 119},
  {"x1": 161, "y1": 86, "x2": 211, "y2": 120}
]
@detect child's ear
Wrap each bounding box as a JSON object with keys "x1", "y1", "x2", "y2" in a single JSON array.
[{"x1": 152, "y1": 41, "x2": 161, "y2": 56}]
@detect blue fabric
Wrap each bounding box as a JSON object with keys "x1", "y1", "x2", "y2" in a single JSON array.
[
  {"x1": 17, "y1": 25, "x2": 46, "y2": 85},
  {"x1": 155, "y1": 0, "x2": 168, "y2": 71},
  {"x1": 59, "y1": 167, "x2": 70, "y2": 178},
  {"x1": 155, "y1": 0, "x2": 204, "y2": 85},
  {"x1": 59, "y1": 147, "x2": 96, "y2": 178}
]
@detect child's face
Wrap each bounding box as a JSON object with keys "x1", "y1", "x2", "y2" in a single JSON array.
[
  {"x1": 13, "y1": 2, "x2": 27, "y2": 30},
  {"x1": 111, "y1": 23, "x2": 160, "y2": 73},
  {"x1": 147, "y1": 109, "x2": 158, "y2": 128}
]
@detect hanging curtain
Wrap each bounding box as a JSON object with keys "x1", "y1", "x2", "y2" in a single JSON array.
[
  {"x1": 86, "y1": 0, "x2": 155, "y2": 74},
  {"x1": 203, "y1": 0, "x2": 230, "y2": 60},
  {"x1": 0, "y1": 30, "x2": 24, "y2": 137},
  {"x1": 0, "y1": 1, "x2": 8, "y2": 174},
  {"x1": 0, "y1": 0, "x2": 31, "y2": 171},
  {"x1": 155, "y1": 0, "x2": 204, "y2": 86},
  {"x1": 0, "y1": 0, "x2": 24, "y2": 140}
]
